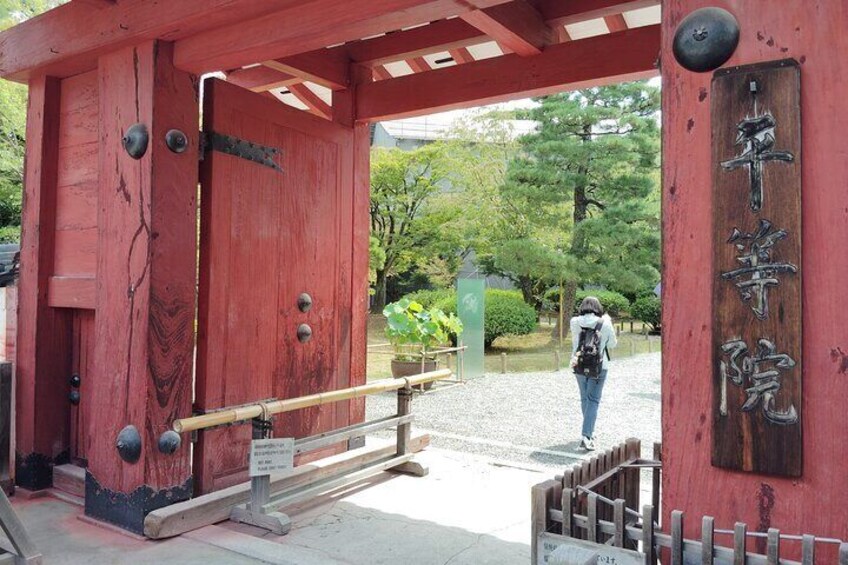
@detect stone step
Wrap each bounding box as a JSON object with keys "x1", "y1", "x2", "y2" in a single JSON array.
[{"x1": 53, "y1": 464, "x2": 85, "y2": 498}]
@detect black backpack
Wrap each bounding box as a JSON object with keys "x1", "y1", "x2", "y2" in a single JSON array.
[{"x1": 575, "y1": 320, "x2": 605, "y2": 378}]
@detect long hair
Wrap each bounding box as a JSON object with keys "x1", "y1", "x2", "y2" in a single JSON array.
[{"x1": 578, "y1": 296, "x2": 604, "y2": 316}]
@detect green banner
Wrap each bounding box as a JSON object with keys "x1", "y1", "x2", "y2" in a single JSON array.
[{"x1": 457, "y1": 278, "x2": 485, "y2": 379}]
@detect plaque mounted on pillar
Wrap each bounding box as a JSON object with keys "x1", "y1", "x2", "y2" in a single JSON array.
[{"x1": 711, "y1": 59, "x2": 802, "y2": 477}]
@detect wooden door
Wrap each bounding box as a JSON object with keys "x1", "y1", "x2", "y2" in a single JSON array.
[{"x1": 194, "y1": 79, "x2": 356, "y2": 494}]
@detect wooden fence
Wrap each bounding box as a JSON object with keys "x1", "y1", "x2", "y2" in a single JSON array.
[{"x1": 532, "y1": 441, "x2": 848, "y2": 564}]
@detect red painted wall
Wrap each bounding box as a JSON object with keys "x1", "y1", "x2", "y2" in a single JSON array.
[{"x1": 662, "y1": 0, "x2": 848, "y2": 548}]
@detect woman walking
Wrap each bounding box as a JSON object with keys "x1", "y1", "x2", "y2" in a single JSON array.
[{"x1": 570, "y1": 296, "x2": 617, "y2": 451}]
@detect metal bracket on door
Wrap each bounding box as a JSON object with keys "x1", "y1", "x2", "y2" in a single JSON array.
[{"x1": 200, "y1": 130, "x2": 283, "y2": 173}]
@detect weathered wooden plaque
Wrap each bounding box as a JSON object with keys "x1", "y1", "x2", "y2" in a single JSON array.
[{"x1": 712, "y1": 59, "x2": 802, "y2": 477}]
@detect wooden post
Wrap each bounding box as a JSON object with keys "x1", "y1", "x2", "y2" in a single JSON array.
[
  {"x1": 702, "y1": 516, "x2": 715, "y2": 565},
  {"x1": 630, "y1": 321, "x2": 634, "y2": 333},
  {"x1": 800, "y1": 534, "x2": 815, "y2": 565},
  {"x1": 766, "y1": 528, "x2": 780, "y2": 565},
  {"x1": 733, "y1": 522, "x2": 747, "y2": 565},
  {"x1": 652, "y1": 442, "x2": 661, "y2": 528},
  {"x1": 85, "y1": 41, "x2": 197, "y2": 534},
  {"x1": 389, "y1": 386, "x2": 427, "y2": 477},
  {"x1": 613, "y1": 499, "x2": 625, "y2": 547},
  {"x1": 500, "y1": 352, "x2": 506, "y2": 374},
  {"x1": 446, "y1": 352, "x2": 453, "y2": 372},
  {"x1": 587, "y1": 492, "x2": 598, "y2": 543},
  {"x1": 554, "y1": 350, "x2": 561, "y2": 372},
  {"x1": 562, "y1": 487, "x2": 573, "y2": 537},
  {"x1": 625, "y1": 438, "x2": 641, "y2": 510},
  {"x1": 670, "y1": 510, "x2": 683, "y2": 565},
  {"x1": 558, "y1": 280, "x2": 564, "y2": 348},
  {"x1": 531, "y1": 480, "x2": 557, "y2": 565},
  {"x1": 15, "y1": 74, "x2": 74, "y2": 490},
  {"x1": 642, "y1": 504, "x2": 655, "y2": 565}
]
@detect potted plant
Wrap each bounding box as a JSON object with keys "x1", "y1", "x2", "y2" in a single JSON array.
[{"x1": 383, "y1": 298, "x2": 463, "y2": 386}]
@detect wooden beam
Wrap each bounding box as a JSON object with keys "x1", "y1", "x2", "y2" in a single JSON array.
[
  {"x1": 15, "y1": 74, "x2": 74, "y2": 490},
  {"x1": 554, "y1": 26, "x2": 572, "y2": 43},
  {"x1": 406, "y1": 56, "x2": 431, "y2": 73},
  {"x1": 263, "y1": 50, "x2": 350, "y2": 91},
  {"x1": 347, "y1": 18, "x2": 485, "y2": 67},
  {"x1": 604, "y1": 14, "x2": 629, "y2": 33},
  {"x1": 538, "y1": 0, "x2": 659, "y2": 27},
  {"x1": 356, "y1": 24, "x2": 659, "y2": 121},
  {"x1": 449, "y1": 47, "x2": 475, "y2": 64},
  {"x1": 288, "y1": 83, "x2": 332, "y2": 120},
  {"x1": 225, "y1": 66, "x2": 298, "y2": 92},
  {"x1": 87, "y1": 40, "x2": 197, "y2": 534},
  {"x1": 0, "y1": 0, "x2": 310, "y2": 81},
  {"x1": 460, "y1": 0, "x2": 551, "y2": 56},
  {"x1": 372, "y1": 65, "x2": 393, "y2": 81},
  {"x1": 174, "y1": 0, "x2": 513, "y2": 76}
]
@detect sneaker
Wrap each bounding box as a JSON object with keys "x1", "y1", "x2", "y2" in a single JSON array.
[{"x1": 584, "y1": 437, "x2": 596, "y2": 451}]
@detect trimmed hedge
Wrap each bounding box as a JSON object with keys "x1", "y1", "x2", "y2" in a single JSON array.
[
  {"x1": 543, "y1": 288, "x2": 630, "y2": 317},
  {"x1": 430, "y1": 289, "x2": 536, "y2": 347},
  {"x1": 402, "y1": 288, "x2": 454, "y2": 310},
  {"x1": 631, "y1": 295, "x2": 661, "y2": 332}
]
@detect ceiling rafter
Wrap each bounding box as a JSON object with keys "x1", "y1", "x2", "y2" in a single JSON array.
[
  {"x1": 225, "y1": 65, "x2": 300, "y2": 92},
  {"x1": 356, "y1": 24, "x2": 660, "y2": 122},
  {"x1": 448, "y1": 47, "x2": 475, "y2": 64},
  {"x1": 287, "y1": 83, "x2": 332, "y2": 120},
  {"x1": 604, "y1": 14, "x2": 629, "y2": 33},
  {"x1": 262, "y1": 50, "x2": 349, "y2": 90},
  {"x1": 406, "y1": 56, "x2": 432, "y2": 73},
  {"x1": 460, "y1": 0, "x2": 552, "y2": 56}
]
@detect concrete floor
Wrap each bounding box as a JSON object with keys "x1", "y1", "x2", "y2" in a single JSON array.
[{"x1": 1, "y1": 447, "x2": 544, "y2": 565}]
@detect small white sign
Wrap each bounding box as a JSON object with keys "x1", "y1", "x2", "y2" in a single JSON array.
[
  {"x1": 249, "y1": 438, "x2": 294, "y2": 477},
  {"x1": 538, "y1": 533, "x2": 643, "y2": 565}
]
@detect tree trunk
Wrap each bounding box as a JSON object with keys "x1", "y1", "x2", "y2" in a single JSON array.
[
  {"x1": 551, "y1": 279, "x2": 578, "y2": 341},
  {"x1": 518, "y1": 275, "x2": 535, "y2": 306},
  {"x1": 371, "y1": 269, "x2": 388, "y2": 313}
]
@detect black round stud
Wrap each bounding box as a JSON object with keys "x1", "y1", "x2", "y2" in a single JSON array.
[
  {"x1": 672, "y1": 7, "x2": 740, "y2": 73},
  {"x1": 122, "y1": 123, "x2": 149, "y2": 160},
  {"x1": 158, "y1": 430, "x2": 182, "y2": 455},
  {"x1": 116, "y1": 425, "x2": 142, "y2": 464},
  {"x1": 297, "y1": 292, "x2": 313, "y2": 313},
  {"x1": 69, "y1": 390, "x2": 81, "y2": 405},
  {"x1": 165, "y1": 129, "x2": 189, "y2": 153},
  {"x1": 70, "y1": 373, "x2": 81, "y2": 388},
  {"x1": 297, "y1": 323, "x2": 313, "y2": 343}
]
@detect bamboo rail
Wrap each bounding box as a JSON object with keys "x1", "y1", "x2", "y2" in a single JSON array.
[{"x1": 172, "y1": 369, "x2": 453, "y2": 433}]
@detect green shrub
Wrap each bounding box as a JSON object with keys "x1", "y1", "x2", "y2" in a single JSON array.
[
  {"x1": 433, "y1": 289, "x2": 536, "y2": 347},
  {"x1": 631, "y1": 295, "x2": 661, "y2": 332},
  {"x1": 402, "y1": 288, "x2": 454, "y2": 309}
]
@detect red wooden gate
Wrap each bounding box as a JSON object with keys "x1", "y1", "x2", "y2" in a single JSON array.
[{"x1": 194, "y1": 79, "x2": 358, "y2": 494}]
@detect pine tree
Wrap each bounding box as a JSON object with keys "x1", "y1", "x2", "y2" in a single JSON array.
[{"x1": 493, "y1": 82, "x2": 661, "y2": 335}]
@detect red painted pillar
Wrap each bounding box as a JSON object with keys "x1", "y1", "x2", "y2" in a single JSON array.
[
  {"x1": 336, "y1": 64, "x2": 372, "y2": 429},
  {"x1": 663, "y1": 0, "x2": 848, "y2": 548},
  {"x1": 15, "y1": 75, "x2": 74, "y2": 490},
  {"x1": 85, "y1": 41, "x2": 198, "y2": 533}
]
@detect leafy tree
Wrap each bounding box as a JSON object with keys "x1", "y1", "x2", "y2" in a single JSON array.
[
  {"x1": 370, "y1": 144, "x2": 453, "y2": 311},
  {"x1": 0, "y1": 0, "x2": 68, "y2": 242},
  {"x1": 493, "y1": 82, "x2": 661, "y2": 335}
]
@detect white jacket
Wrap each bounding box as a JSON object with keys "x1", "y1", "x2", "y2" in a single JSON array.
[{"x1": 570, "y1": 313, "x2": 618, "y2": 370}]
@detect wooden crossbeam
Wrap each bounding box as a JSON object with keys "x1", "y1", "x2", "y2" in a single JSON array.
[
  {"x1": 449, "y1": 47, "x2": 475, "y2": 64},
  {"x1": 538, "y1": 0, "x2": 659, "y2": 27},
  {"x1": 460, "y1": 0, "x2": 551, "y2": 56},
  {"x1": 347, "y1": 18, "x2": 485, "y2": 67},
  {"x1": 356, "y1": 24, "x2": 659, "y2": 122},
  {"x1": 174, "y1": 0, "x2": 513, "y2": 76},
  {"x1": 0, "y1": 0, "x2": 306, "y2": 81},
  {"x1": 263, "y1": 50, "x2": 349, "y2": 90},
  {"x1": 225, "y1": 65, "x2": 299, "y2": 92},
  {"x1": 287, "y1": 83, "x2": 332, "y2": 120},
  {"x1": 604, "y1": 14, "x2": 629, "y2": 33},
  {"x1": 406, "y1": 56, "x2": 432, "y2": 73},
  {"x1": 372, "y1": 65, "x2": 393, "y2": 81}
]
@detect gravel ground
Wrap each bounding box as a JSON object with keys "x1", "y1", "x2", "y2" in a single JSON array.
[{"x1": 367, "y1": 352, "x2": 661, "y2": 470}]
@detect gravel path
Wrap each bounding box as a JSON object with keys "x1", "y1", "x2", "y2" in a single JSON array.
[{"x1": 367, "y1": 352, "x2": 661, "y2": 469}]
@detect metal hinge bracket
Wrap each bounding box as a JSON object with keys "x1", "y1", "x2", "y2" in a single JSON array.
[{"x1": 200, "y1": 130, "x2": 283, "y2": 173}]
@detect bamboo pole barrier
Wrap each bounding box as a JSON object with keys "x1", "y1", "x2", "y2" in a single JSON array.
[{"x1": 173, "y1": 369, "x2": 453, "y2": 434}]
